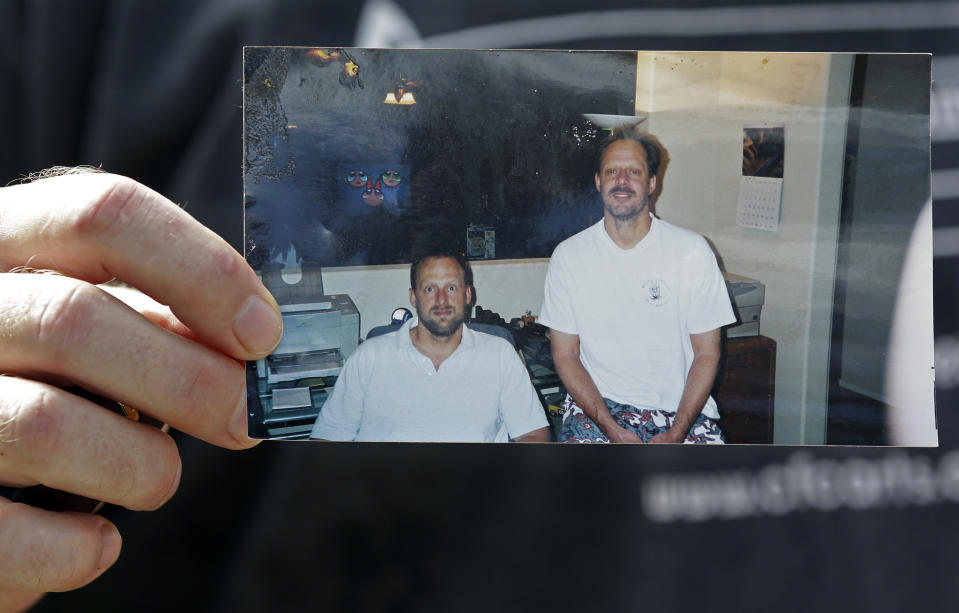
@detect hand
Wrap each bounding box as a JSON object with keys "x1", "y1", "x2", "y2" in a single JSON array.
[
  {"x1": 0, "y1": 172, "x2": 282, "y2": 608},
  {"x1": 605, "y1": 424, "x2": 644, "y2": 444},
  {"x1": 648, "y1": 428, "x2": 685, "y2": 444}
]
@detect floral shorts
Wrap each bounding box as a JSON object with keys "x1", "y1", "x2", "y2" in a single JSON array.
[{"x1": 559, "y1": 395, "x2": 725, "y2": 444}]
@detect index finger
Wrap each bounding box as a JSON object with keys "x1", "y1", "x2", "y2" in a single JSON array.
[{"x1": 0, "y1": 173, "x2": 282, "y2": 360}]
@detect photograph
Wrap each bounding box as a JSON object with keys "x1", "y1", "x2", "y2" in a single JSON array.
[{"x1": 243, "y1": 48, "x2": 934, "y2": 446}]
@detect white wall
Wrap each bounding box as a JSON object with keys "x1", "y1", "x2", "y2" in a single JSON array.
[
  {"x1": 323, "y1": 259, "x2": 549, "y2": 337},
  {"x1": 639, "y1": 51, "x2": 852, "y2": 443}
]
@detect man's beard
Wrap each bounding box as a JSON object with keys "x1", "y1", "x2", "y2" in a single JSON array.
[
  {"x1": 416, "y1": 306, "x2": 465, "y2": 338},
  {"x1": 604, "y1": 187, "x2": 647, "y2": 222},
  {"x1": 606, "y1": 204, "x2": 643, "y2": 222}
]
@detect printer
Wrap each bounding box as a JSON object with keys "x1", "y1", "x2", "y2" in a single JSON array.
[
  {"x1": 255, "y1": 294, "x2": 359, "y2": 384},
  {"x1": 245, "y1": 258, "x2": 361, "y2": 438},
  {"x1": 723, "y1": 272, "x2": 766, "y2": 338},
  {"x1": 254, "y1": 261, "x2": 360, "y2": 385}
]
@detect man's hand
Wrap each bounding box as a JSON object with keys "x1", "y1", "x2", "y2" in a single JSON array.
[
  {"x1": 651, "y1": 328, "x2": 722, "y2": 445},
  {"x1": 550, "y1": 329, "x2": 643, "y2": 443},
  {"x1": 0, "y1": 173, "x2": 282, "y2": 607},
  {"x1": 605, "y1": 425, "x2": 644, "y2": 444},
  {"x1": 647, "y1": 428, "x2": 685, "y2": 444}
]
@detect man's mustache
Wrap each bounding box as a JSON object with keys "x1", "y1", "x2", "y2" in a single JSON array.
[{"x1": 608, "y1": 186, "x2": 636, "y2": 195}]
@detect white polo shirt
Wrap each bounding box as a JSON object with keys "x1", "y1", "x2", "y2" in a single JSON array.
[
  {"x1": 310, "y1": 319, "x2": 548, "y2": 442},
  {"x1": 539, "y1": 216, "x2": 736, "y2": 419}
]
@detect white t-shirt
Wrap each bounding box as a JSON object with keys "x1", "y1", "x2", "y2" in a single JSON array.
[
  {"x1": 310, "y1": 319, "x2": 548, "y2": 442},
  {"x1": 539, "y1": 216, "x2": 735, "y2": 420}
]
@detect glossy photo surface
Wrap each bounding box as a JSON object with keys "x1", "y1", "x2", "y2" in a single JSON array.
[{"x1": 244, "y1": 48, "x2": 934, "y2": 446}]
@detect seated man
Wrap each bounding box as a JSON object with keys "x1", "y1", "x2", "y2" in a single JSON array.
[
  {"x1": 310, "y1": 253, "x2": 550, "y2": 442},
  {"x1": 540, "y1": 127, "x2": 736, "y2": 444}
]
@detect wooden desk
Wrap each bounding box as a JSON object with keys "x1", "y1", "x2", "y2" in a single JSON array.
[{"x1": 714, "y1": 335, "x2": 776, "y2": 444}]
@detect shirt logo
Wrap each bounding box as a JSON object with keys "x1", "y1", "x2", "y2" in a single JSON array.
[{"x1": 642, "y1": 279, "x2": 669, "y2": 306}]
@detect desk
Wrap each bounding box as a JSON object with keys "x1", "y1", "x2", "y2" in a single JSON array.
[{"x1": 713, "y1": 335, "x2": 777, "y2": 444}]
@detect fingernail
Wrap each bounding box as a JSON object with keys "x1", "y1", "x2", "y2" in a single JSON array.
[
  {"x1": 233, "y1": 294, "x2": 283, "y2": 355},
  {"x1": 98, "y1": 522, "x2": 122, "y2": 571}
]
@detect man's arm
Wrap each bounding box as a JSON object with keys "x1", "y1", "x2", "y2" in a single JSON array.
[
  {"x1": 550, "y1": 329, "x2": 642, "y2": 444},
  {"x1": 496, "y1": 341, "x2": 552, "y2": 443},
  {"x1": 648, "y1": 328, "x2": 722, "y2": 444},
  {"x1": 309, "y1": 350, "x2": 365, "y2": 441},
  {"x1": 0, "y1": 173, "x2": 282, "y2": 604}
]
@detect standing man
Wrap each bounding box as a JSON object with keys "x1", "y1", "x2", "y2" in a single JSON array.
[
  {"x1": 539, "y1": 127, "x2": 736, "y2": 444},
  {"x1": 311, "y1": 253, "x2": 550, "y2": 442}
]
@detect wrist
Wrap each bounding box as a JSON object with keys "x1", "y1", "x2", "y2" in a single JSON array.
[
  {"x1": 603, "y1": 423, "x2": 636, "y2": 443},
  {"x1": 665, "y1": 413, "x2": 692, "y2": 440},
  {"x1": 594, "y1": 411, "x2": 621, "y2": 435}
]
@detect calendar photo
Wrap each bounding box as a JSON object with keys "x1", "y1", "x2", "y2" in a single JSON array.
[
  {"x1": 743, "y1": 126, "x2": 785, "y2": 178},
  {"x1": 244, "y1": 49, "x2": 934, "y2": 446}
]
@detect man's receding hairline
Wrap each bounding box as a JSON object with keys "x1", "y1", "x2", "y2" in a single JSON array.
[
  {"x1": 411, "y1": 254, "x2": 468, "y2": 290},
  {"x1": 598, "y1": 139, "x2": 649, "y2": 169},
  {"x1": 595, "y1": 126, "x2": 663, "y2": 178}
]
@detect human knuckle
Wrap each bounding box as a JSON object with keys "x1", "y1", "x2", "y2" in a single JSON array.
[
  {"x1": 33, "y1": 281, "x2": 103, "y2": 351},
  {"x1": 100, "y1": 430, "x2": 178, "y2": 511},
  {"x1": 172, "y1": 361, "x2": 219, "y2": 425},
  {"x1": 213, "y1": 243, "x2": 239, "y2": 277},
  {"x1": 72, "y1": 174, "x2": 143, "y2": 240},
  {"x1": 96, "y1": 443, "x2": 141, "y2": 509},
  {"x1": 175, "y1": 357, "x2": 238, "y2": 429},
  {"x1": 3, "y1": 388, "x2": 65, "y2": 466}
]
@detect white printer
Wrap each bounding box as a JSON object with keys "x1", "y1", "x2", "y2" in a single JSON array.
[
  {"x1": 255, "y1": 294, "x2": 359, "y2": 384},
  {"x1": 723, "y1": 272, "x2": 766, "y2": 338},
  {"x1": 254, "y1": 262, "x2": 360, "y2": 385}
]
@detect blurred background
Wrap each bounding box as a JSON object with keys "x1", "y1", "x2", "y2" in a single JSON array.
[{"x1": 2, "y1": 1, "x2": 958, "y2": 611}]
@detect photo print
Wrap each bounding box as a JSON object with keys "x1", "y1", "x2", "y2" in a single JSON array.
[{"x1": 243, "y1": 48, "x2": 934, "y2": 446}]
